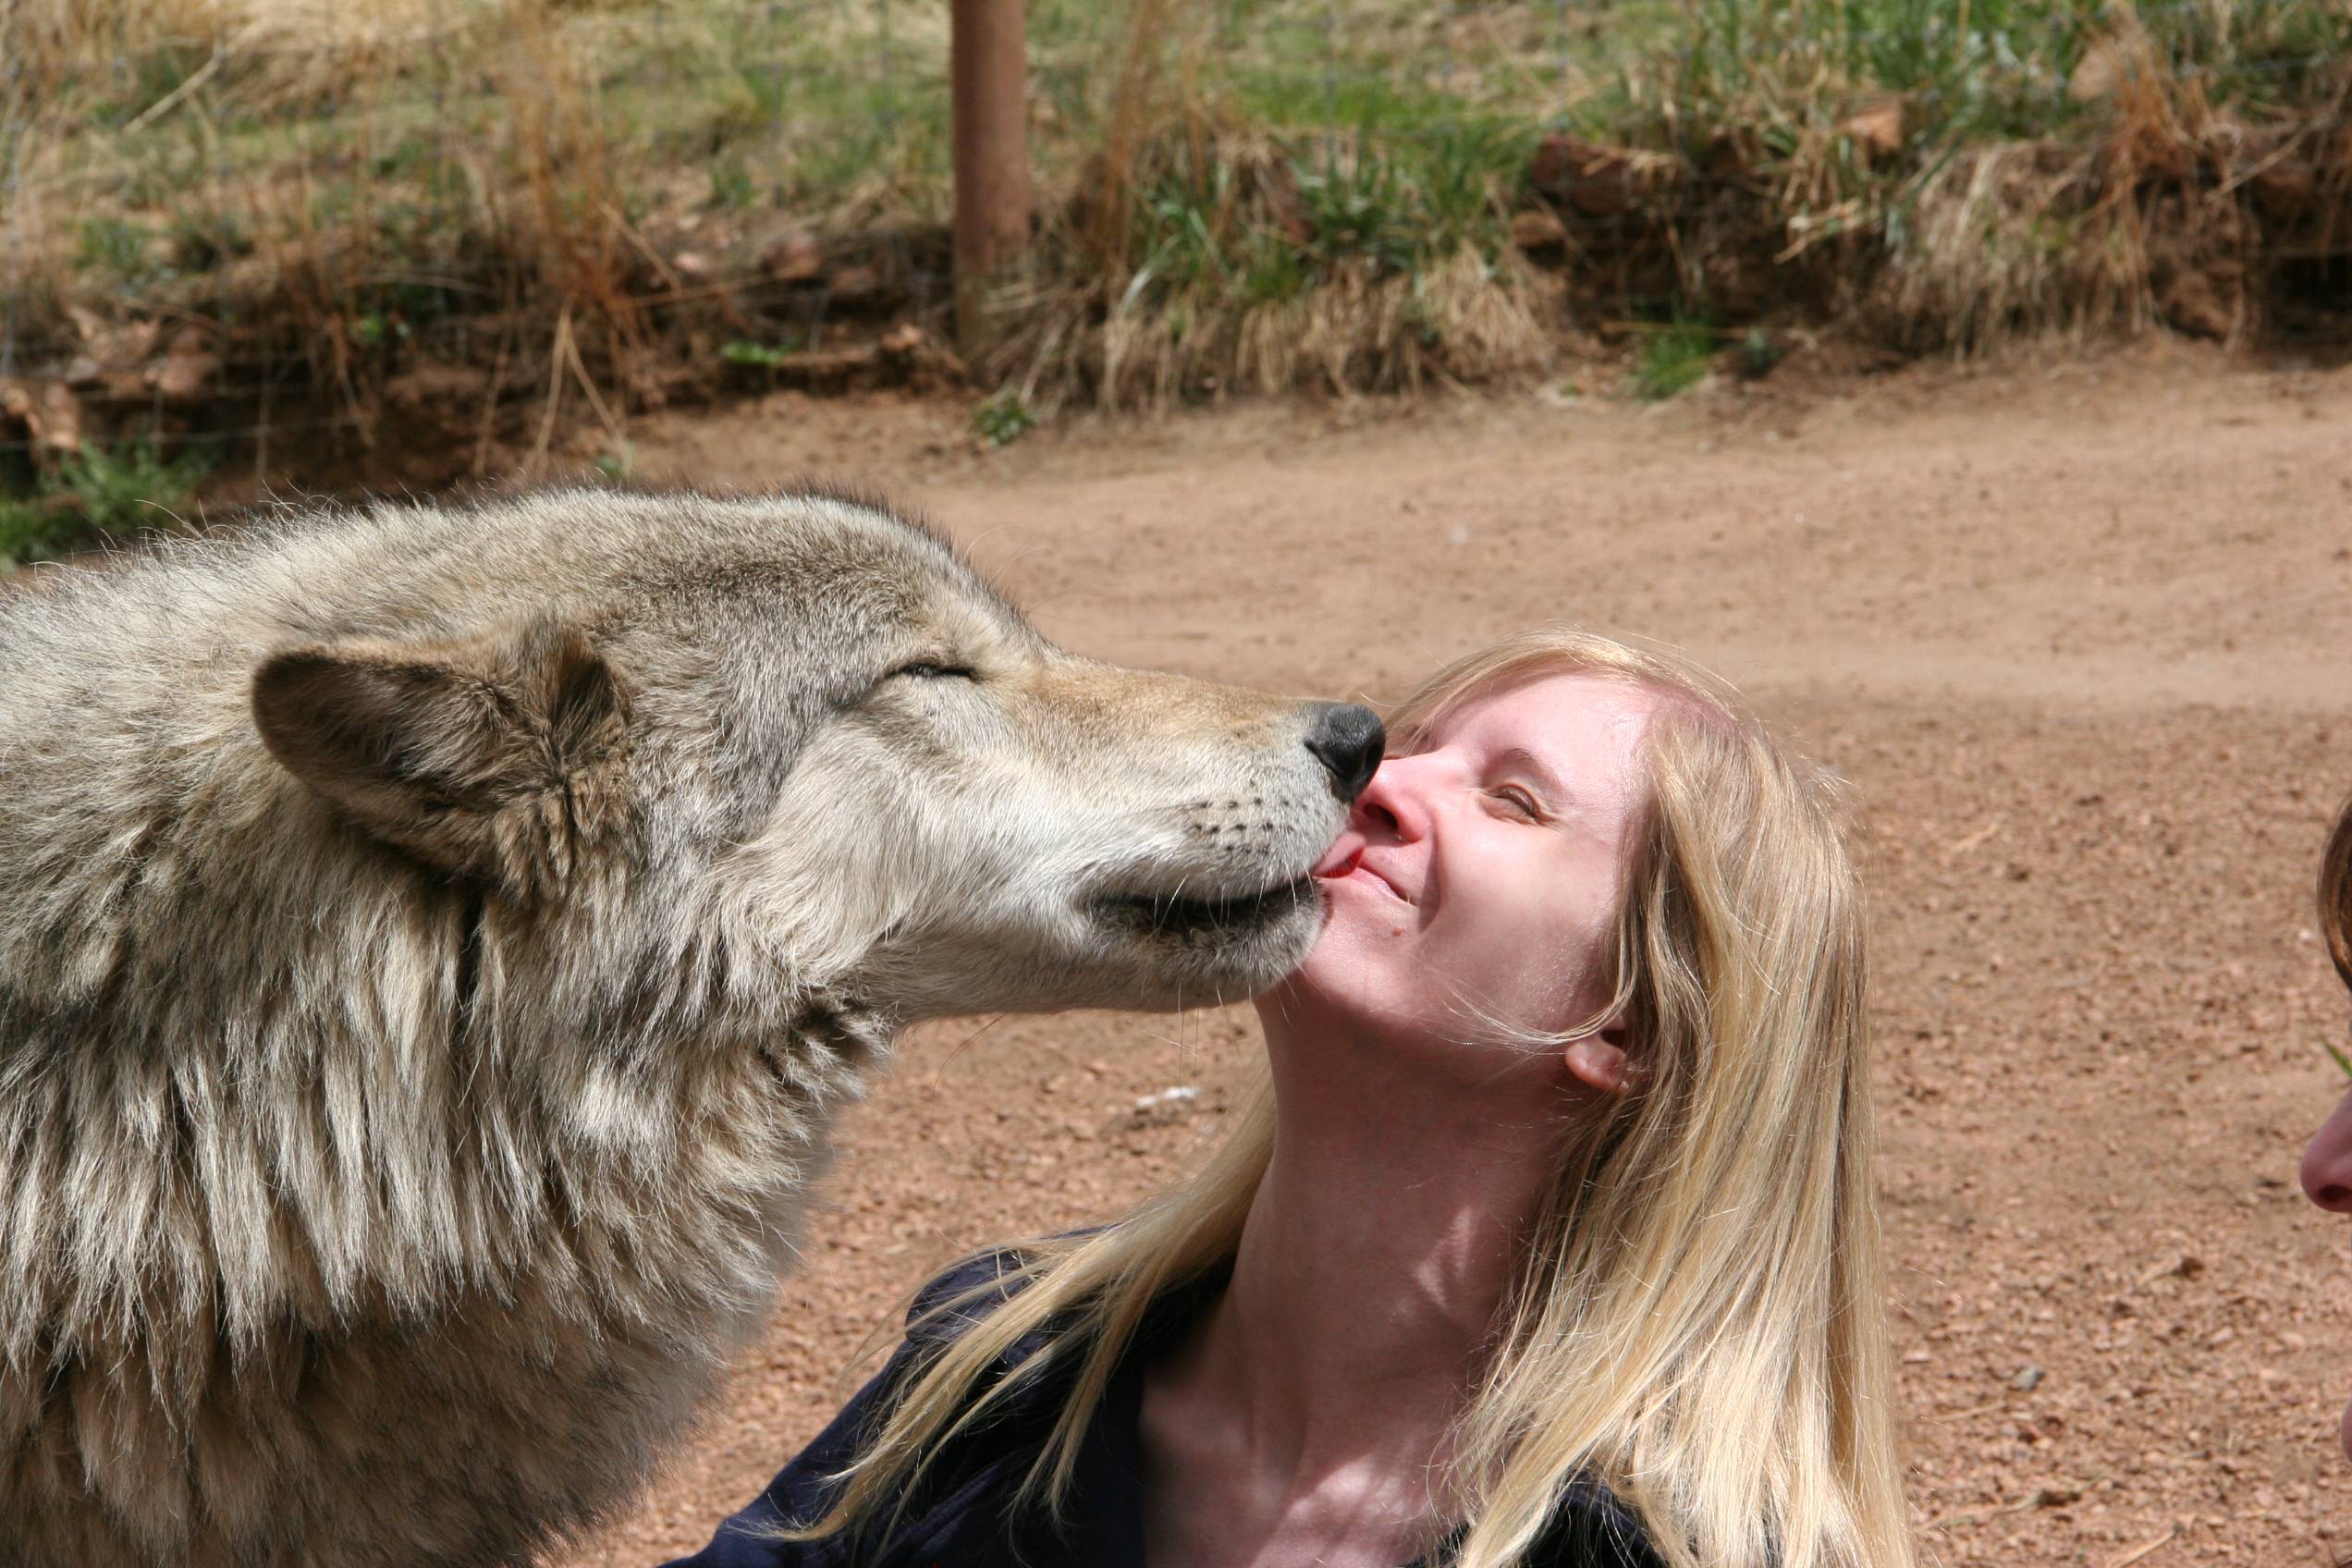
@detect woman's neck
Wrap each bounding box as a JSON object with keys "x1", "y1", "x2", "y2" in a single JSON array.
[
  {"x1": 1140, "y1": 1011, "x2": 1566, "y2": 1564},
  {"x1": 1237, "y1": 1051, "x2": 1556, "y2": 1448}
]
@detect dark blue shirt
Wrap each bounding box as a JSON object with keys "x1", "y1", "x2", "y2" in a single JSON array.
[{"x1": 663, "y1": 1254, "x2": 1663, "y2": 1568}]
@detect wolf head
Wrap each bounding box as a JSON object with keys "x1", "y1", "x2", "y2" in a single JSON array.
[
  {"x1": 0, "y1": 486, "x2": 1383, "y2": 1568},
  {"x1": 245, "y1": 487, "x2": 1378, "y2": 1023}
]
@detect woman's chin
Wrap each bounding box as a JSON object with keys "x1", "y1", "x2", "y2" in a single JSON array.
[{"x1": 1255, "y1": 957, "x2": 1354, "y2": 1022}]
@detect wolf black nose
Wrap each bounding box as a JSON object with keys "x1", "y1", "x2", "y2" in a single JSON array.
[{"x1": 1305, "y1": 703, "x2": 1385, "y2": 803}]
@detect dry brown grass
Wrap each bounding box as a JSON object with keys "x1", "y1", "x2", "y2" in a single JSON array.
[
  {"x1": 5, "y1": 0, "x2": 528, "y2": 110},
  {"x1": 2, "y1": 0, "x2": 699, "y2": 485},
  {"x1": 1868, "y1": 144, "x2": 2134, "y2": 351},
  {"x1": 1868, "y1": 9, "x2": 2352, "y2": 352},
  {"x1": 977, "y1": 0, "x2": 1550, "y2": 411},
  {"x1": 4, "y1": 0, "x2": 2348, "y2": 511}
]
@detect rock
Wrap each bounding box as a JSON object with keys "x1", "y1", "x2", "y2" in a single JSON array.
[
  {"x1": 1129, "y1": 1084, "x2": 1199, "y2": 1126},
  {"x1": 1529, "y1": 134, "x2": 1672, "y2": 220},
  {"x1": 0, "y1": 377, "x2": 85, "y2": 455},
  {"x1": 2159, "y1": 270, "x2": 2235, "y2": 339},
  {"x1": 878, "y1": 322, "x2": 925, "y2": 355},
  {"x1": 143, "y1": 327, "x2": 220, "y2": 401},
  {"x1": 2250, "y1": 151, "x2": 2317, "y2": 216},
  {"x1": 2069, "y1": 38, "x2": 2126, "y2": 102},
  {"x1": 66, "y1": 308, "x2": 160, "y2": 374},
  {"x1": 1700, "y1": 127, "x2": 1752, "y2": 177},
  {"x1": 1508, "y1": 208, "x2": 1568, "y2": 254},
  {"x1": 670, "y1": 250, "x2": 713, "y2": 281},
  {"x1": 1841, "y1": 98, "x2": 1905, "y2": 162},
  {"x1": 829, "y1": 263, "x2": 880, "y2": 301},
  {"x1": 760, "y1": 230, "x2": 825, "y2": 283},
  {"x1": 2010, "y1": 1364, "x2": 2044, "y2": 1391}
]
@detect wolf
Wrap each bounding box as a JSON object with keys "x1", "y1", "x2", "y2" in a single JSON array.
[{"x1": 0, "y1": 488, "x2": 1382, "y2": 1568}]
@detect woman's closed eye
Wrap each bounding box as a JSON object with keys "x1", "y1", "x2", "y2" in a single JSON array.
[{"x1": 1488, "y1": 782, "x2": 1550, "y2": 822}]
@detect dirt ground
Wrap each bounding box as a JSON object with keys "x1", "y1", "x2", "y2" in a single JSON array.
[{"x1": 558, "y1": 339, "x2": 2352, "y2": 1568}]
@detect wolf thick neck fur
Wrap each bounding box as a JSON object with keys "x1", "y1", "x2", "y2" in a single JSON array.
[{"x1": 0, "y1": 511, "x2": 895, "y2": 1564}]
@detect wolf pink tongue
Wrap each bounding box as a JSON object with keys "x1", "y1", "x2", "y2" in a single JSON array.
[{"x1": 1313, "y1": 840, "x2": 1361, "y2": 877}]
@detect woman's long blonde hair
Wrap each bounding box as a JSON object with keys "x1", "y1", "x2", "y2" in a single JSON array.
[{"x1": 801, "y1": 629, "x2": 1915, "y2": 1568}]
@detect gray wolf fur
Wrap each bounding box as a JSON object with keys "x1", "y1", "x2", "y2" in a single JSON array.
[{"x1": 0, "y1": 488, "x2": 1378, "y2": 1566}]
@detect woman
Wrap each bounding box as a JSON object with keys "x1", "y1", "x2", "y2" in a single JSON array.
[
  {"x1": 2299, "y1": 797, "x2": 2352, "y2": 1460},
  {"x1": 668, "y1": 630, "x2": 1916, "y2": 1568}
]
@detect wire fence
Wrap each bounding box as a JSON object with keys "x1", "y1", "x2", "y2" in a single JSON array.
[{"x1": 3, "y1": 0, "x2": 2348, "y2": 471}]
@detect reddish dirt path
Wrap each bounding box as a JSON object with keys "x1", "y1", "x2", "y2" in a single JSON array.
[{"x1": 568, "y1": 341, "x2": 2352, "y2": 1567}]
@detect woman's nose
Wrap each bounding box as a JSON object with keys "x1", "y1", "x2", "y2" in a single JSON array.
[
  {"x1": 2301, "y1": 1085, "x2": 2352, "y2": 1212},
  {"x1": 1351, "y1": 756, "x2": 1429, "y2": 843}
]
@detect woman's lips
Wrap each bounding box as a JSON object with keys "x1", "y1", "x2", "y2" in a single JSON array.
[{"x1": 1317, "y1": 846, "x2": 1408, "y2": 904}]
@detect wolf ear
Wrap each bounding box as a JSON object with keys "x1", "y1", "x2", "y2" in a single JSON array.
[{"x1": 251, "y1": 619, "x2": 629, "y2": 892}]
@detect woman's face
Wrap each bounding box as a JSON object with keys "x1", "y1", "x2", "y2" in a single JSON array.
[
  {"x1": 2302, "y1": 1070, "x2": 2352, "y2": 1461},
  {"x1": 1271, "y1": 670, "x2": 1660, "y2": 1069}
]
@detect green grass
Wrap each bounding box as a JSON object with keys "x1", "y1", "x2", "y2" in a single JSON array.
[
  {"x1": 973, "y1": 391, "x2": 1037, "y2": 447},
  {"x1": 1104, "y1": 111, "x2": 1535, "y2": 350},
  {"x1": 9, "y1": 0, "x2": 2351, "y2": 432},
  {"x1": 0, "y1": 442, "x2": 217, "y2": 570},
  {"x1": 719, "y1": 338, "x2": 799, "y2": 369},
  {"x1": 26, "y1": 1, "x2": 2340, "y2": 262},
  {"x1": 1606, "y1": 0, "x2": 2352, "y2": 178},
  {"x1": 75, "y1": 216, "x2": 160, "y2": 288},
  {"x1": 1632, "y1": 318, "x2": 1719, "y2": 401}
]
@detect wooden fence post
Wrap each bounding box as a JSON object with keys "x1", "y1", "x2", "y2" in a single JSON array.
[{"x1": 949, "y1": 0, "x2": 1032, "y2": 370}]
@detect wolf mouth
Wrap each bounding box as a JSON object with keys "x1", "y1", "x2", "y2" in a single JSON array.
[{"x1": 1095, "y1": 874, "x2": 1319, "y2": 943}]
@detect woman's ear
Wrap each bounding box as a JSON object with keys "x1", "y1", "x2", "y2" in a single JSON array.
[{"x1": 1563, "y1": 1027, "x2": 1639, "y2": 1096}]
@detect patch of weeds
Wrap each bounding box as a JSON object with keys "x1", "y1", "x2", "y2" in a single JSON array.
[
  {"x1": 55, "y1": 440, "x2": 216, "y2": 534},
  {"x1": 719, "y1": 337, "x2": 802, "y2": 369},
  {"x1": 1404, "y1": 117, "x2": 1530, "y2": 258},
  {"x1": 973, "y1": 392, "x2": 1037, "y2": 447},
  {"x1": 0, "y1": 496, "x2": 70, "y2": 571},
  {"x1": 386, "y1": 279, "x2": 465, "y2": 330},
  {"x1": 92, "y1": 43, "x2": 216, "y2": 129},
  {"x1": 1736, "y1": 326, "x2": 1783, "y2": 379},
  {"x1": 593, "y1": 442, "x2": 636, "y2": 483},
  {"x1": 1239, "y1": 231, "x2": 1312, "y2": 305},
  {"x1": 370, "y1": 133, "x2": 435, "y2": 181},
  {"x1": 778, "y1": 76, "x2": 950, "y2": 211},
  {"x1": 708, "y1": 153, "x2": 756, "y2": 211},
  {"x1": 0, "y1": 439, "x2": 217, "y2": 568},
  {"x1": 349, "y1": 312, "x2": 411, "y2": 350},
  {"x1": 1130, "y1": 163, "x2": 1238, "y2": 298},
  {"x1": 168, "y1": 211, "x2": 254, "y2": 273},
  {"x1": 76, "y1": 217, "x2": 158, "y2": 287},
  {"x1": 2328, "y1": 1033, "x2": 2352, "y2": 1080},
  {"x1": 729, "y1": 62, "x2": 792, "y2": 134},
  {"x1": 1295, "y1": 150, "x2": 1418, "y2": 275},
  {"x1": 1399, "y1": 287, "x2": 1443, "y2": 348},
  {"x1": 1632, "y1": 317, "x2": 1718, "y2": 400}
]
